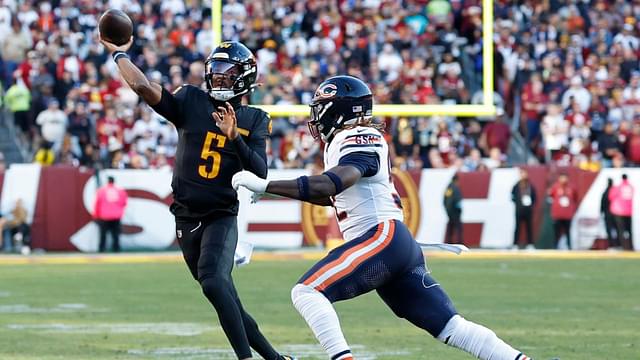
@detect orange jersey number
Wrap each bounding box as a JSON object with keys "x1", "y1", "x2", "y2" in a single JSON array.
[{"x1": 198, "y1": 132, "x2": 226, "y2": 179}]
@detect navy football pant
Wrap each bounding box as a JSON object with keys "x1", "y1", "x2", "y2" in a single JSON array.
[
  {"x1": 299, "y1": 220, "x2": 457, "y2": 337},
  {"x1": 177, "y1": 216, "x2": 279, "y2": 359}
]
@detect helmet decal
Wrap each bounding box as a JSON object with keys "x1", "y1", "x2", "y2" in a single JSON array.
[{"x1": 315, "y1": 83, "x2": 338, "y2": 99}]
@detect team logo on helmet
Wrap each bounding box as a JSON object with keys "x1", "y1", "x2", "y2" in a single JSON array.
[{"x1": 315, "y1": 83, "x2": 338, "y2": 99}]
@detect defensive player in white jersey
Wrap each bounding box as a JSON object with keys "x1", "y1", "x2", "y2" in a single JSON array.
[{"x1": 233, "y1": 76, "x2": 532, "y2": 360}]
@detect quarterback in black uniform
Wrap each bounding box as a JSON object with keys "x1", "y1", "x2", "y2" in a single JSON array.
[{"x1": 101, "y1": 36, "x2": 294, "y2": 360}]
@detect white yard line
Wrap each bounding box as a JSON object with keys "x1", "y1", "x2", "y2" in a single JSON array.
[
  {"x1": 7, "y1": 322, "x2": 219, "y2": 336},
  {"x1": 0, "y1": 303, "x2": 108, "y2": 313},
  {"x1": 127, "y1": 344, "x2": 411, "y2": 359}
]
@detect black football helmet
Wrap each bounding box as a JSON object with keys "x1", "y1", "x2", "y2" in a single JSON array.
[
  {"x1": 204, "y1": 41, "x2": 257, "y2": 101},
  {"x1": 308, "y1": 75, "x2": 373, "y2": 143}
]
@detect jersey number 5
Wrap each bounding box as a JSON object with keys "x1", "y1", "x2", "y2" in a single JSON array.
[{"x1": 198, "y1": 132, "x2": 226, "y2": 179}]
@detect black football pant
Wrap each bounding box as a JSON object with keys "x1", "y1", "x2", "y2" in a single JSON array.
[
  {"x1": 98, "y1": 219, "x2": 121, "y2": 252},
  {"x1": 176, "y1": 215, "x2": 279, "y2": 360}
]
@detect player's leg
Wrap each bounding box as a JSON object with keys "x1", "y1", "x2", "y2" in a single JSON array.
[
  {"x1": 175, "y1": 219, "x2": 202, "y2": 279},
  {"x1": 376, "y1": 223, "x2": 531, "y2": 360},
  {"x1": 291, "y1": 221, "x2": 400, "y2": 360},
  {"x1": 229, "y1": 285, "x2": 282, "y2": 359},
  {"x1": 197, "y1": 216, "x2": 252, "y2": 359},
  {"x1": 376, "y1": 261, "x2": 530, "y2": 360},
  {"x1": 223, "y1": 219, "x2": 282, "y2": 360}
]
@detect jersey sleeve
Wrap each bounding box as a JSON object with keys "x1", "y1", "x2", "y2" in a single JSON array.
[
  {"x1": 338, "y1": 151, "x2": 380, "y2": 177},
  {"x1": 231, "y1": 109, "x2": 269, "y2": 178},
  {"x1": 150, "y1": 85, "x2": 190, "y2": 128}
]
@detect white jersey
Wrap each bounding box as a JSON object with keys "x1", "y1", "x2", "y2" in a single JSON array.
[{"x1": 325, "y1": 126, "x2": 404, "y2": 241}]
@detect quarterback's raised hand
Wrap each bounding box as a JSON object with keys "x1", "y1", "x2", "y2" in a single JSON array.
[
  {"x1": 213, "y1": 102, "x2": 239, "y2": 140},
  {"x1": 232, "y1": 170, "x2": 269, "y2": 193},
  {"x1": 100, "y1": 35, "x2": 133, "y2": 53}
]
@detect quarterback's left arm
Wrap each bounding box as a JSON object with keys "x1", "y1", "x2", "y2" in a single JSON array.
[
  {"x1": 232, "y1": 111, "x2": 269, "y2": 179},
  {"x1": 233, "y1": 152, "x2": 379, "y2": 202}
]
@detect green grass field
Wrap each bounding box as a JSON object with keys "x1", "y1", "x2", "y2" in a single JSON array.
[{"x1": 0, "y1": 257, "x2": 638, "y2": 359}]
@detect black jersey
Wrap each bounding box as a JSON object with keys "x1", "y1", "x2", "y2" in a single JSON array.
[{"x1": 151, "y1": 85, "x2": 270, "y2": 219}]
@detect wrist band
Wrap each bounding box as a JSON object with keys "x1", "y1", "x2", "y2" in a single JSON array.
[
  {"x1": 297, "y1": 176, "x2": 310, "y2": 201},
  {"x1": 323, "y1": 171, "x2": 344, "y2": 194},
  {"x1": 112, "y1": 51, "x2": 129, "y2": 62}
]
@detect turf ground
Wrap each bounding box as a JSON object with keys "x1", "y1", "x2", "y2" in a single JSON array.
[{"x1": 0, "y1": 253, "x2": 638, "y2": 360}]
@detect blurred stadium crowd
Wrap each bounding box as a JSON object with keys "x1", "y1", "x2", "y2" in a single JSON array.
[{"x1": 0, "y1": 0, "x2": 639, "y2": 172}]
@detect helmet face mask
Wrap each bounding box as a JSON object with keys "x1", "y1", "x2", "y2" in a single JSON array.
[
  {"x1": 207, "y1": 61, "x2": 241, "y2": 89},
  {"x1": 309, "y1": 101, "x2": 336, "y2": 142},
  {"x1": 204, "y1": 41, "x2": 257, "y2": 101},
  {"x1": 205, "y1": 60, "x2": 243, "y2": 101}
]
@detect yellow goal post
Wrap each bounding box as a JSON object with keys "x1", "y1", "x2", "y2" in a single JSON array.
[{"x1": 211, "y1": 0, "x2": 495, "y2": 117}]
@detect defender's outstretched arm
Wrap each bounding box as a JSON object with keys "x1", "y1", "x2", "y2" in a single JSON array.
[{"x1": 232, "y1": 165, "x2": 362, "y2": 203}]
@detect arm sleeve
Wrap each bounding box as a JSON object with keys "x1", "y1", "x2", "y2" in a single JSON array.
[
  {"x1": 338, "y1": 151, "x2": 380, "y2": 177},
  {"x1": 232, "y1": 111, "x2": 269, "y2": 179},
  {"x1": 149, "y1": 86, "x2": 188, "y2": 128}
]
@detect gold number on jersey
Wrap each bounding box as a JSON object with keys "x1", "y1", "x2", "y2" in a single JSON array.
[{"x1": 198, "y1": 132, "x2": 226, "y2": 179}]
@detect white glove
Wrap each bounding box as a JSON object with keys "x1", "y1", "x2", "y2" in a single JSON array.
[{"x1": 232, "y1": 170, "x2": 269, "y2": 193}]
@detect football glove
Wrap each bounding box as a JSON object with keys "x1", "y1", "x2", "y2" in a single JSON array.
[{"x1": 232, "y1": 170, "x2": 269, "y2": 193}]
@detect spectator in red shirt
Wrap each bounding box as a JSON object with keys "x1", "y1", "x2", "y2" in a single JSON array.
[
  {"x1": 521, "y1": 76, "x2": 549, "y2": 146},
  {"x1": 481, "y1": 111, "x2": 511, "y2": 155},
  {"x1": 565, "y1": 99, "x2": 591, "y2": 126},
  {"x1": 96, "y1": 108, "x2": 125, "y2": 153},
  {"x1": 56, "y1": 46, "x2": 85, "y2": 82},
  {"x1": 548, "y1": 174, "x2": 578, "y2": 249}
]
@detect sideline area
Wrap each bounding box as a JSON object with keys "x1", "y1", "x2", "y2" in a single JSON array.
[{"x1": 1, "y1": 249, "x2": 639, "y2": 265}]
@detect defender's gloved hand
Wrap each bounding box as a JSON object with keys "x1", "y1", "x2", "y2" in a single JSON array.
[{"x1": 232, "y1": 170, "x2": 269, "y2": 194}]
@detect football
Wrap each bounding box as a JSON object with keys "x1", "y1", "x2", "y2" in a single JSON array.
[{"x1": 99, "y1": 9, "x2": 133, "y2": 46}]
